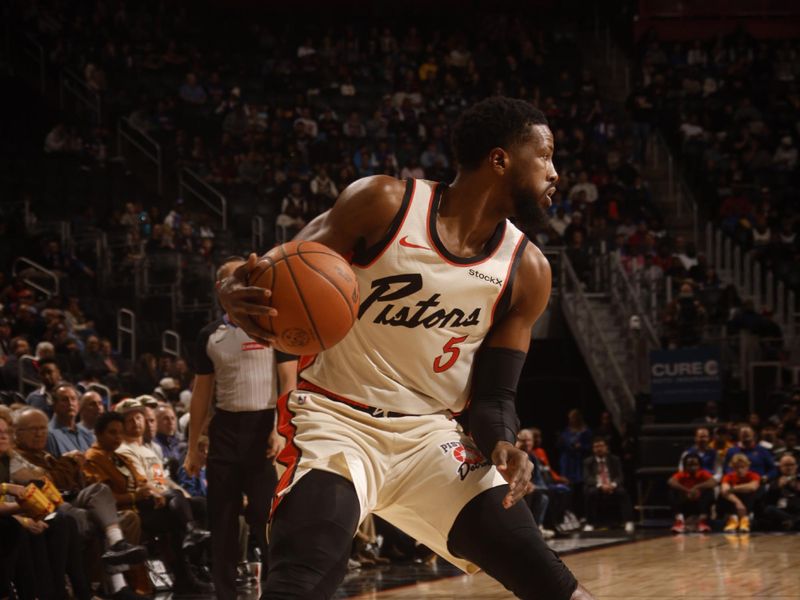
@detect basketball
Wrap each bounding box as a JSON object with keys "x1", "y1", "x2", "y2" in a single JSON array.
[{"x1": 247, "y1": 240, "x2": 359, "y2": 355}]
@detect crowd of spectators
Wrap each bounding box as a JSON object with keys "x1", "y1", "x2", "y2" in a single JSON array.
[
  {"x1": 0, "y1": 267, "x2": 223, "y2": 595},
  {"x1": 668, "y1": 411, "x2": 800, "y2": 533},
  {"x1": 631, "y1": 30, "x2": 800, "y2": 294},
  {"x1": 17, "y1": 0, "x2": 670, "y2": 282}
]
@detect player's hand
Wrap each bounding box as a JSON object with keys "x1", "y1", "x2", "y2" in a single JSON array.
[
  {"x1": 218, "y1": 253, "x2": 279, "y2": 346},
  {"x1": 183, "y1": 446, "x2": 206, "y2": 478},
  {"x1": 266, "y1": 428, "x2": 285, "y2": 460},
  {"x1": 492, "y1": 441, "x2": 534, "y2": 509}
]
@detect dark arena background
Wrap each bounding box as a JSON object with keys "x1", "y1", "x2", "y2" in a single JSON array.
[{"x1": 0, "y1": 0, "x2": 799, "y2": 598}]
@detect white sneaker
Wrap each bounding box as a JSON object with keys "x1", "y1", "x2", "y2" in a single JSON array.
[
  {"x1": 624, "y1": 521, "x2": 635, "y2": 534},
  {"x1": 540, "y1": 527, "x2": 555, "y2": 539},
  {"x1": 582, "y1": 524, "x2": 594, "y2": 532},
  {"x1": 347, "y1": 558, "x2": 361, "y2": 570}
]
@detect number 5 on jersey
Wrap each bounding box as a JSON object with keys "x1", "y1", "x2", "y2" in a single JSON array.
[{"x1": 433, "y1": 335, "x2": 468, "y2": 373}]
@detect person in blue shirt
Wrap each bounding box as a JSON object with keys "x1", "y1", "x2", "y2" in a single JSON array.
[
  {"x1": 678, "y1": 427, "x2": 719, "y2": 477},
  {"x1": 25, "y1": 359, "x2": 62, "y2": 418},
  {"x1": 154, "y1": 404, "x2": 186, "y2": 464},
  {"x1": 723, "y1": 425, "x2": 777, "y2": 480},
  {"x1": 558, "y1": 409, "x2": 592, "y2": 487},
  {"x1": 46, "y1": 382, "x2": 94, "y2": 457}
]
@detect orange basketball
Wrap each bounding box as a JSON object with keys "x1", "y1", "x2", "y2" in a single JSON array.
[{"x1": 247, "y1": 240, "x2": 359, "y2": 355}]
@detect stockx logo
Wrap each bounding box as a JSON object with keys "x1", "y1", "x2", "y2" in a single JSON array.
[{"x1": 469, "y1": 269, "x2": 502, "y2": 286}]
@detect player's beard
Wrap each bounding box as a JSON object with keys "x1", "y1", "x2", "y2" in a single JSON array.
[{"x1": 511, "y1": 183, "x2": 549, "y2": 230}]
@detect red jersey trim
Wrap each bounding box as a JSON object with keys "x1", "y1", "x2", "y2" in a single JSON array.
[
  {"x1": 297, "y1": 379, "x2": 373, "y2": 411},
  {"x1": 270, "y1": 392, "x2": 301, "y2": 520}
]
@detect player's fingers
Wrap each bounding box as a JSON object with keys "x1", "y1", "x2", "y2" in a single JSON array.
[{"x1": 231, "y1": 286, "x2": 273, "y2": 303}]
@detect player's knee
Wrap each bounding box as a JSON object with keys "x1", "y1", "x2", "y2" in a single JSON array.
[
  {"x1": 265, "y1": 470, "x2": 361, "y2": 598},
  {"x1": 448, "y1": 488, "x2": 577, "y2": 600}
]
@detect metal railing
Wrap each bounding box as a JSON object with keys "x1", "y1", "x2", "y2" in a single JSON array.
[
  {"x1": 118, "y1": 117, "x2": 163, "y2": 195},
  {"x1": 117, "y1": 309, "x2": 136, "y2": 363},
  {"x1": 559, "y1": 252, "x2": 636, "y2": 429},
  {"x1": 17, "y1": 354, "x2": 41, "y2": 395},
  {"x1": 69, "y1": 228, "x2": 110, "y2": 292},
  {"x1": 84, "y1": 381, "x2": 112, "y2": 402},
  {"x1": 705, "y1": 222, "x2": 797, "y2": 342},
  {"x1": 59, "y1": 67, "x2": 101, "y2": 125},
  {"x1": 162, "y1": 330, "x2": 181, "y2": 359},
  {"x1": 179, "y1": 168, "x2": 227, "y2": 230},
  {"x1": 252, "y1": 215, "x2": 264, "y2": 250},
  {"x1": 606, "y1": 253, "x2": 660, "y2": 348},
  {"x1": 649, "y1": 133, "x2": 700, "y2": 249},
  {"x1": 12, "y1": 257, "x2": 60, "y2": 298},
  {"x1": 275, "y1": 224, "x2": 289, "y2": 245}
]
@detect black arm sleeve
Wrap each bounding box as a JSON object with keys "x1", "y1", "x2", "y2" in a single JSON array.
[{"x1": 468, "y1": 347, "x2": 526, "y2": 461}]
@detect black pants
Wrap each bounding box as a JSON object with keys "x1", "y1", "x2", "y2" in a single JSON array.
[
  {"x1": 209, "y1": 408, "x2": 276, "y2": 600},
  {"x1": 1, "y1": 512, "x2": 92, "y2": 600},
  {"x1": 262, "y1": 470, "x2": 578, "y2": 600},
  {"x1": 543, "y1": 486, "x2": 572, "y2": 530},
  {"x1": 762, "y1": 505, "x2": 800, "y2": 530},
  {"x1": 584, "y1": 486, "x2": 634, "y2": 526},
  {"x1": 669, "y1": 489, "x2": 713, "y2": 517},
  {"x1": 718, "y1": 491, "x2": 757, "y2": 517},
  {"x1": 139, "y1": 487, "x2": 198, "y2": 581}
]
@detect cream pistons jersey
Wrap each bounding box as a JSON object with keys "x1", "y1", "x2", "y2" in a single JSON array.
[{"x1": 300, "y1": 178, "x2": 529, "y2": 415}]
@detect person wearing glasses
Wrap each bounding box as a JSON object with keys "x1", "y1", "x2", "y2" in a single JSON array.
[{"x1": 762, "y1": 453, "x2": 800, "y2": 531}]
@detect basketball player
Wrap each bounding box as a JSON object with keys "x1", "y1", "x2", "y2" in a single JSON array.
[{"x1": 219, "y1": 97, "x2": 594, "y2": 600}]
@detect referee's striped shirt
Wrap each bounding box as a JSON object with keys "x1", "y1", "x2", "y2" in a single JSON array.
[{"x1": 195, "y1": 317, "x2": 293, "y2": 412}]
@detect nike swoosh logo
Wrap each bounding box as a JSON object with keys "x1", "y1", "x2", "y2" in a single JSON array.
[{"x1": 399, "y1": 236, "x2": 431, "y2": 250}]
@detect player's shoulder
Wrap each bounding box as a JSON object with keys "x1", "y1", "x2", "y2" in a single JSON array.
[
  {"x1": 332, "y1": 175, "x2": 412, "y2": 244},
  {"x1": 515, "y1": 239, "x2": 552, "y2": 287},
  {"x1": 340, "y1": 175, "x2": 408, "y2": 208}
]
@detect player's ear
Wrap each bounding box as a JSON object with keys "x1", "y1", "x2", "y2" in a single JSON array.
[{"x1": 489, "y1": 148, "x2": 509, "y2": 174}]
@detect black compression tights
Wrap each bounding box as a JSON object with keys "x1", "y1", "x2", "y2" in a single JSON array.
[
  {"x1": 261, "y1": 471, "x2": 578, "y2": 600},
  {"x1": 447, "y1": 486, "x2": 578, "y2": 600},
  {"x1": 261, "y1": 470, "x2": 361, "y2": 600}
]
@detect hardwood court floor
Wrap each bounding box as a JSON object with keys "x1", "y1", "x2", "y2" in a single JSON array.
[{"x1": 351, "y1": 534, "x2": 800, "y2": 599}]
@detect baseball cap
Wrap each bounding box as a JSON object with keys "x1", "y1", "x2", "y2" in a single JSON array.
[
  {"x1": 159, "y1": 377, "x2": 178, "y2": 391},
  {"x1": 114, "y1": 398, "x2": 146, "y2": 414},
  {"x1": 135, "y1": 394, "x2": 160, "y2": 408}
]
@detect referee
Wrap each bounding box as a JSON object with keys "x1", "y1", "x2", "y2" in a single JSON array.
[{"x1": 184, "y1": 259, "x2": 297, "y2": 600}]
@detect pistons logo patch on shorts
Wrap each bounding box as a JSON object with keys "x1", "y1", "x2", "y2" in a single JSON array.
[{"x1": 439, "y1": 441, "x2": 490, "y2": 481}]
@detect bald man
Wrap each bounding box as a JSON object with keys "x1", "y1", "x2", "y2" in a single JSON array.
[{"x1": 78, "y1": 390, "x2": 105, "y2": 436}]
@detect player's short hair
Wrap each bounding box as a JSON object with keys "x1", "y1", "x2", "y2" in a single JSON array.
[{"x1": 452, "y1": 96, "x2": 548, "y2": 171}]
